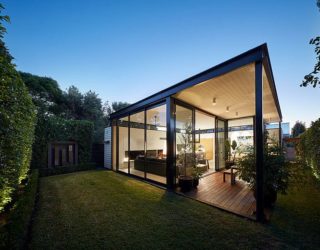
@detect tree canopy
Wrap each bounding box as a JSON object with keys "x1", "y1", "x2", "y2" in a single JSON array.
[
  {"x1": 20, "y1": 72, "x2": 130, "y2": 143},
  {"x1": 301, "y1": 1, "x2": 320, "y2": 88},
  {"x1": 292, "y1": 121, "x2": 306, "y2": 138}
]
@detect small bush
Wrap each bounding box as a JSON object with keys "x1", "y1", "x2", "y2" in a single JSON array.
[
  {"x1": 0, "y1": 170, "x2": 39, "y2": 249},
  {"x1": 39, "y1": 163, "x2": 97, "y2": 177}
]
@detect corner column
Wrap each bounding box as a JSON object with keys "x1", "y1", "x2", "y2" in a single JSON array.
[
  {"x1": 166, "y1": 97, "x2": 175, "y2": 189},
  {"x1": 279, "y1": 121, "x2": 282, "y2": 148},
  {"x1": 255, "y1": 60, "x2": 265, "y2": 222}
]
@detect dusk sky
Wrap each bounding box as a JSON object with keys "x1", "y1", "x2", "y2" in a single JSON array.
[{"x1": 2, "y1": 0, "x2": 320, "y2": 128}]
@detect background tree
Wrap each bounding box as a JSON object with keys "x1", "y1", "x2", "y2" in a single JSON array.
[
  {"x1": 292, "y1": 121, "x2": 306, "y2": 138},
  {"x1": 64, "y1": 85, "x2": 83, "y2": 119},
  {"x1": 102, "y1": 101, "x2": 130, "y2": 126},
  {"x1": 19, "y1": 72, "x2": 65, "y2": 115},
  {"x1": 301, "y1": 0, "x2": 320, "y2": 87},
  {"x1": 82, "y1": 91, "x2": 105, "y2": 142}
]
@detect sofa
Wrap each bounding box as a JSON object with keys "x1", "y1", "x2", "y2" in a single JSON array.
[{"x1": 134, "y1": 157, "x2": 166, "y2": 176}]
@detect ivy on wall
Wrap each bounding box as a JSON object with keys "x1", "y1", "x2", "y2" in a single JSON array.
[
  {"x1": 0, "y1": 58, "x2": 36, "y2": 212},
  {"x1": 31, "y1": 116, "x2": 94, "y2": 169},
  {"x1": 298, "y1": 118, "x2": 320, "y2": 179}
]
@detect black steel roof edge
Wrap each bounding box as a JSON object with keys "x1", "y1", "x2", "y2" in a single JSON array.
[
  {"x1": 261, "y1": 45, "x2": 283, "y2": 120},
  {"x1": 110, "y1": 43, "x2": 281, "y2": 120}
]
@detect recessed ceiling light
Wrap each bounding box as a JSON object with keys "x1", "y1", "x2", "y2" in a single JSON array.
[{"x1": 212, "y1": 97, "x2": 217, "y2": 106}]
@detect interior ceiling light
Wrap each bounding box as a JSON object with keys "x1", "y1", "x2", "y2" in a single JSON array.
[
  {"x1": 226, "y1": 106, "x2": 229, "y2": 112},
  {"x1": 212, "y1": 97, "x2": 216, "y2": 106}
]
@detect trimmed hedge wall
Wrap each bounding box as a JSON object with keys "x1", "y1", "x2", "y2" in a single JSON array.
[
  {"x1": 31, "y1": 116, "x2": 94, "y2": 169},
  {"x1": 0, "y1": 170, "x2": 39, "y2": 249},
  {"x1": 298, "y1": 118, "x2": 320, "y2": 178},
  {"x1": 0, "y1": 57, "x2": 36, "y2": 212},
  {"x1": 39, "y1": 162, "x2": 96, "y2": 177}
]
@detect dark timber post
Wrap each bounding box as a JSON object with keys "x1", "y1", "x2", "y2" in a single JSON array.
[
  {"x1": 279, "y1": 121, "x2": 282, "y2": 148},
  {"x1": 166, "y1": 97, "x2": 175, "y2": 189},
  {"x1": 255, "y1": 60, "x2": 265, "y2": 222}
]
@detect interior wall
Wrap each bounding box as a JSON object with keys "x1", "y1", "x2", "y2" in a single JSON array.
[{"x1": 129, "y1": 128, "x2": 166, "y2": 151}]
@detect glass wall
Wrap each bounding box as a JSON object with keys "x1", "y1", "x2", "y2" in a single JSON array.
[
  {"x1": 175, "y1": 104, "x2": 194, "y2": 178},
  {"x1": 146, "y1": 104, "x2": 167, "y2": 184},
  {"x1": 228, "y1": 117, "x2": 254, "y2": 160},
  {"x1": 130, "y1": 111, "x2": 145, "y2": 178},
  {"x1": 265, "y1": 123, "x2": 281, "y2": 145},
  {"x1": 195, "y1": 111, "x2": 215, "y2": 174},
  {"x1": 118, "y1": 116, "x2": 129, "y2": 173},
  {"x1": 216, "y1": 119, "x2": 226, "y2": 170}
]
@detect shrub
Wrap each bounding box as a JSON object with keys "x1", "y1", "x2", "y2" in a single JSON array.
[
  {"x1": 298, "y1": 118, "x2": 320, "y2": 178},
  {"x1": 0, "y1": 48, "x2": 36, "y2": 212},
  {"x1": 0, "y1": 170, "x2": 39, "y2": 249},
  {"x1": 237, "y1": 133, "x2": 290, "y2": 207}
]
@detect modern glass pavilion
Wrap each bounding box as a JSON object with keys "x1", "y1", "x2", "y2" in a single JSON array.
[{"x1": 108, "y1": 44, "x2": 282, "y2": 221}]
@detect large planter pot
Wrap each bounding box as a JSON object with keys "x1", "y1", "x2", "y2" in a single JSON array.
[
  {"x1": 178, "y1": 176, "x2": 193, "y2": 192},
  {"x1": 264, "y1": 189, "x2": 278, "y2": 207},
  {"x1": 193, "y1": 178, "x2": 199, "y2": 188},
  {"x1": 254, "y1": 188, "x2": 278, "y2": 208}
]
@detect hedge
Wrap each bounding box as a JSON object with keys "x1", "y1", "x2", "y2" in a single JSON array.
[
  {"x1": 298, "y1": 118, "x2": 320, "y2": 179},
  {"x1": 39, "y1": 162, "x2": 97, "y2": 177},
  {"x1": 31, "y1": 116, "x2": 94, "y2": 169},
  {"x1": 0, "y1": 170, "x2": 39, "y2": 249},
  {"x1": 0, "y1": 55, "x2": 36, "y2": 212}
]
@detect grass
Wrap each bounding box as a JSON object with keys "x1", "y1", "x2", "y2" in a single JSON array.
[
  {"x1": 29, "y1": 169, "x2": 320, "y2": 249},
  {"x1": 270, "y1": 167, "x2": 320, "y2": 248}
]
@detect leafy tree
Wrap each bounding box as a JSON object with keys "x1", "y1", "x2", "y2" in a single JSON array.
[
  {"x1": 0, "y1": 4, "x2": 11, "y2": 62},
  {"x1": 83, "y1": 91, "x2": 103, "y2": 121},
  {"x1": 102, "y1": 101, "x2": 130, "y2": 126},
  {"x1": 292, "y1": 121, "x2": 306, "y2": 138},
  {"x1": 301, "y1": 1, "x2": 320, "y2": 87},
  {"x1": 19, "y1": 72, "x2": 65, "y2": 115},
  {"x1": 111, "y1": 101, "x2": 131, "y2": 112},
  {"x1": 83, "y1": 91, "x2": 104, "y2": 142},
  {"x1": 63, "y1": 85, "x2": 84, "y2": 119}
]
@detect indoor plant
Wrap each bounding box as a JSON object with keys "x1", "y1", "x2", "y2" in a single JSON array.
[
  {"x1": 177, "y1": 122, "x2": 195, "y2": 191},
  {"x1": 225, "y1": 139, "x2": 238, "y2": 168},
  {"x1": 191, "y1": 165, "x2": 204, "y2": 188}
]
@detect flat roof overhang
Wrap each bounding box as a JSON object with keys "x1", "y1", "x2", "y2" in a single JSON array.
[{"x1": 110, "y1": 43, "x2": 282, "y2": 121}]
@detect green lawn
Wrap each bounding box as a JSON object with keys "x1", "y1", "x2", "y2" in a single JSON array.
[{"x1": 29, "y1": 170, "x2": 320, "y2": 249}]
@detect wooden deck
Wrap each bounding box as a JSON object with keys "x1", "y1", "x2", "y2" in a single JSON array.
[{"x1": 176, "y1": 172, "x2": 256, "y2": 219}]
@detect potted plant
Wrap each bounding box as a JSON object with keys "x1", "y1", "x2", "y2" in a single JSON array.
[
  {"x1": 237, "y1": 133, "x2": 290, "y2": 207},
  {"x1": 231, "y1": 140, "x2": 238, "y2": 162},
  {"x1": 225, "y1": 139, "x2": 238, "y2": 169},
  {"x1": 192, "y1": 165, "x2": 204, "y2": 188},
  {"x1": 225, "y1": 139, "x2": 232, "y2": 169},
  {"x1": 177, "y1": 122, "x2": 195, "y2": 192}
]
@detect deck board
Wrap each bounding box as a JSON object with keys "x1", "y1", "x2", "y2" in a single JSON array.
[{"x1": 176, "y1": 172, "x2": 256, "y2": 219}]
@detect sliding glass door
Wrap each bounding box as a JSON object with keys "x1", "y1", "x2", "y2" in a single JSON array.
[
  {"x1": 175, "y1": 104, "x2": 194, "y2": 178},
  {"x1": 216, "y1": 119, "x2": 226, "y2": 170},
  {"x1": 195, "y1": 111, "x2": 215, "y2": 174},
  {"x1": 146, "y1": 104, "x2": 167, "y2": 184}
]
